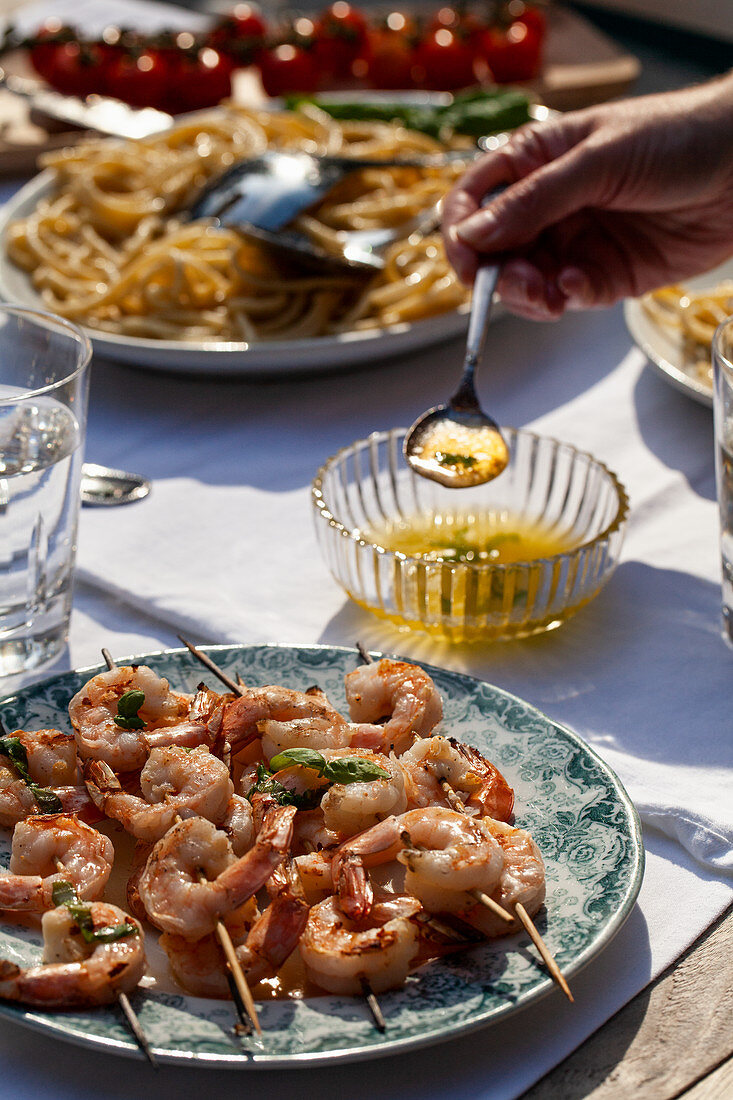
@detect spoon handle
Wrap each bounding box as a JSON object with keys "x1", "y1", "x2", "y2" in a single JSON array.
[
  {"x1": 450, "y1": 185, "x2": 505, "y2": 411},
  {"x1": 450, "y1": 262, "x2": 500, "y2": 412},
  {"x1": 465, "y1": 261, "x2": 500, "y2": 371}
]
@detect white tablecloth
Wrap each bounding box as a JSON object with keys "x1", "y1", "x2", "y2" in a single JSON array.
[
  {"x1": 0, "y1": 19, "x2": 732, "y2": 1091},
  {"x1": 0, "y1": 301, "x2": 730, "y2": 1099}
]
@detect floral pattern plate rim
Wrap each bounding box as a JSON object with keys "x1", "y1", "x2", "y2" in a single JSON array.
[{"x1": 0, "y1": 643, "x2": 644, "y2": 1068}]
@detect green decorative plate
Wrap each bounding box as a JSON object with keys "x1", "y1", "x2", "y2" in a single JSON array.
[{"x1": 0, "y1": 644, "x2": 644, "y2": 1067}]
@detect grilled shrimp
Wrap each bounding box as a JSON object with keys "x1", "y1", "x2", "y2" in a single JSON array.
[
  {"x1": 320, "y1": 749, "x2": 407, "y2": 836},
  {"x1": 69, "y1": 665, "x2": 210, "y2": 772},
  {"x1": 400, "y1": 736, "x2": 514, "y2": 821},
  {"x1": 0, "y1": 814, "x2": 113, "y2": 910},
  {"x1": 0, "y1": 727, "x2": 94, "y2": 827},
  {"x1": 138, "y1": 805, "x2": 296, "y2": 940},
  {"x1": 334, "y1": 807, "x2": 504, "y2": 921},
  {"x1": 84, "y1": 745, "x2": 234, "y2": 843},
  {"x1": 0, "y1": 901, "x2": 144, "y2": 1006},
  {"x1": 163, "y1": 861, "x2": 309, "y2": 997},
  {"x1": 219, "y1": 684, "x2": 346, "y2": 752},
  {"x1": 7, "y1": 728, "x2": 79, "y2": 787},
  {"x1": 159, "y1": 906, "x2": 254, "y2": 999},
  {"x1": 220, "y1": 794, "x2": 256, "y2": 856},
  {"x1": 236, "y1": 861, "x2": 309, "y2": 984},
  {"x1": 344, "y1": 659, "x2": 443, "y2": 753},
  {"x1": 461, "y1": 819, "x2": 546, "y2": 937},
  {"x1": 300, "y1": 894, "x2": 421, "y2": 996}
]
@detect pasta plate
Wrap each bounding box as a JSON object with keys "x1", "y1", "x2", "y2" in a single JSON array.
[
  {"x1": 622, "y1": 257, "x2": 733, "y2": 409},
  {"x1": 0, "y1": 171, "x2": 470, "y2": 377},
  {"x1": 0, "y1": 643, "x2": 644, "y2": 1067}
]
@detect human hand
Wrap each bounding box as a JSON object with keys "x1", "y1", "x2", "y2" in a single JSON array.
[{"x1": 442, "y1": 72, "x2": 733, "y2": 319}]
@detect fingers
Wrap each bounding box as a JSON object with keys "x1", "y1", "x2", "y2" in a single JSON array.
[
  {"x1": 454, "y1": 145, "x2": 608, "y2": 256},
  {"x1": 442, "y1": 113, "x2": 601, "y2": 286}
]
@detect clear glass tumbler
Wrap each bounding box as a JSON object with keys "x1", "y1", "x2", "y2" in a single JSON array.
[
  {"x1": 0, "y1": 306, "x2": 91, "y2": 675},
  {"x1": 713, "y1": 317, "x2": 733, "y2": 648}
]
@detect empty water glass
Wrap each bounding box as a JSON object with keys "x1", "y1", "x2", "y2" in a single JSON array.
[{"x1": 0, "y1": 306, "x2": 91, "y2": 675}]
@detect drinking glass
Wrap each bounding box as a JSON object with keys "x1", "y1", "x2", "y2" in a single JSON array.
[
  {"x1": 0, "y1": 306, "x2": 91, "y2": 675},
  {"x1": 713, "y1": 316, "x2": 733, "y2": 648}
]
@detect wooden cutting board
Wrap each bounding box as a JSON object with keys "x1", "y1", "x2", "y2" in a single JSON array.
[{"x1": 0, "y1": 3, "x2": 641, "y2": 177}]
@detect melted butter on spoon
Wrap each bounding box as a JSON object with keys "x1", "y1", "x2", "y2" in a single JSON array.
[
  {"x1": 405, "y1": 188, "x2": 509, "y2": 489},
  {"x1": 409, "y1": 418, "x2": 510, "y2": 488}
]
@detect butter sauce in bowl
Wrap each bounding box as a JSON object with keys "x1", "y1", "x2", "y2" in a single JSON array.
[{"x1": 312, "y1": 426, "x2": 628, "y2": 642}]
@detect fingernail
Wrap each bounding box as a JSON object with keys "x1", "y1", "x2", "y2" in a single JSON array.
[
  {"x1": 447, "y1": 224, "x2": 460, "y2": 244},
  {"x1": 558, "y1": 268, "x2": 588, "y2": 306},
  {"x1": 455, "y1": 209, "x2": 498, "y2": 246}
]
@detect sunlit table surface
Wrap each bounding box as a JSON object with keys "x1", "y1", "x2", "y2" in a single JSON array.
[{"x1": 0, "y1": 4, "x2": 732, "y2": 1096}]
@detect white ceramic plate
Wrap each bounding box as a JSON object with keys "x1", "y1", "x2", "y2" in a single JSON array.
[
  {"x1": 0, "y1": 643, "x2": 644, "y2": 1067},
  {"x1": 623, "y1": 258, "x2": 733, "y2": 409},
  {"x1": 0, "y1": 171, "x2": 470, "y2": 377}
]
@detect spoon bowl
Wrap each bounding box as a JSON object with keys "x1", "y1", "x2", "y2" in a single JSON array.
[
  {"x1": 80, "y1": 464, "x2": 150, "y2": 506},
  {"x1": 404, "y1": 260, "x2": 509, "y2": 487}
]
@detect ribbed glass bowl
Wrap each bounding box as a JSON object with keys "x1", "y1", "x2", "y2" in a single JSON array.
[{"x1": 312, "y1": 427, "x2": 629, "y2": 642}]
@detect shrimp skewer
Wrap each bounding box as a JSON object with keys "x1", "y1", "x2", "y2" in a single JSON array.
[
  {"x1": 84, "y1": 745, "x2": 234, "y2": 842},
  {"x1": 138, "y1": 806, "x2": 296, "y2": 940},
  {"x1": 0, "y1": 900, "x2": 145, "y2": 1007},
  {"x1": 0, "y1": 814, "x2": 114, "y2": 910}
]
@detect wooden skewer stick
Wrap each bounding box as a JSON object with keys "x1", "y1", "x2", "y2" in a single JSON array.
[
  {"x1": 177, "y1": 635, "x2": 244, "y2": 696},
  {"x1": 54, "y1": 852, "x2": 159, "y2": 1068},
  {"x1": 214, "y1": 913, "x2": 263, "y2": 1038},
  {"x1": 513, "y1": 902, "x2": 573, "y2": 1003},
  {"x1": 117, "y1": 991, "x2": 160, "y2": 1068},
  {"x1": 360, "y1": 977, "x2": 386, "y2": 1032}
]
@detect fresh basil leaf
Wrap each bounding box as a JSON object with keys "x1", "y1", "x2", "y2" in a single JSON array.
[
  {"x1": 80, "y1": 919, "x2": 139, "y2": 944},
  {"x1": 113, "y1": 689, "x2": 145, "y2": 730},
  {"x1": 51, "y1": 880, "x2": 77, "y2": 908},
  {"x1": 269, "y1": 748, "x2": 327, "y2": 775},
  {"x1": 0, "y1": 735, "x2": 30, "y2": 772},
  {"x1": 32, "y1": 786, "x2": 63, "y2": 813},
  {"x1": 52, "y1": 880, "x2": 138, "y2": 943},
  {"x1": 322, "y1": 758, "x2": 390, "y2": 784},
  {"x1": 245, "y1": 764, "x2": 320, "y2": 810},
  {"x1": 0, "y1": 735, "x2": 63, "y2": 813}
]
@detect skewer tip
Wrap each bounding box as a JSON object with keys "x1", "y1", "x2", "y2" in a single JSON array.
[
  {"x1": 360, "y1": 977, "x2": 386, "y2": 1032},
  {"x1": 117, "y1": 991, "x2": 159, "y2": 1069}
]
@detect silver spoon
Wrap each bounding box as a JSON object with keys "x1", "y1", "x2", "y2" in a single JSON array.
[
  {"x1": 403, "y1": 259, "x2": 509, "y2": 488},
  {"x1": 187, "y1": 148, "x2": 472, "y2": 272},
  {"x1": 80, "y1": 464, "x2": 151, "y2": 507}
]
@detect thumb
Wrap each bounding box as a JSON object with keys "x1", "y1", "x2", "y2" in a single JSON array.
[{"x1": 455, "y1": 145, "x2": 607, "y2": 253}]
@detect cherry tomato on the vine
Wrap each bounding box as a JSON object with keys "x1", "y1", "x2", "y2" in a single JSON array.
[
  {"x1": 505, "y1": 2, "x2": 547, "y2": 37},
  {"x1": 208, "y1": 4, "x2": 268, "y2": 65},
  {"x1": 28, "y1": 19, "x2": 73, "y2": 82},
  {"x1": 44, "y1": 41, "x2": 108, "y2": 97},
  {"x1": 258, "y1": 43, "x2": 320, "y2": 97},
  {"x1": 363, "y1": 24, "x2": 416, "y2": 90},
  {"x1": 478, "y1": 17, "x2": 543, "y2": 83},
  {"x1": 167, "y1": 47, "x2": 234, "y2": 112},
  {"x1": 414, "y1": 27, "x2": 477, "y2": 92},
  {"x1": 104, "y1": 50, "x2": 170, "y2": 110},
  {"x1": 313, "y1": 2, "x2": 369, "y2": 80}
]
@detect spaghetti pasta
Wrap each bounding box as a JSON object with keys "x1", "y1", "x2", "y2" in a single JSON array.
[
  {"x1": 6, "y1": 105, "x2": 472, "y2": 343},
  {"x1": 641, "y1": 281, "x2": 733, "y2": 386}
]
